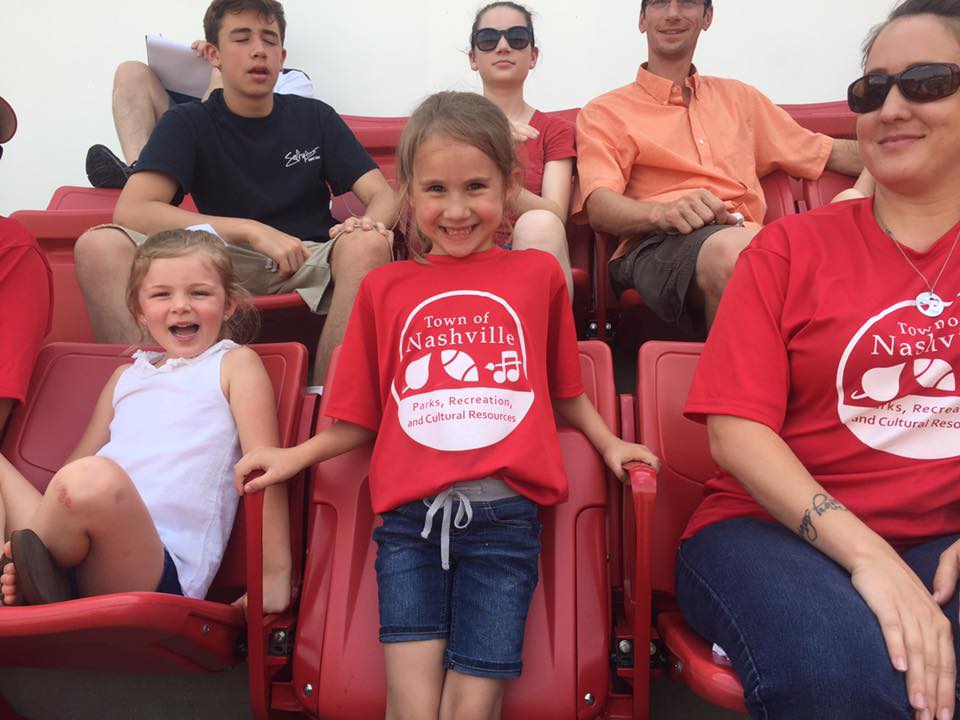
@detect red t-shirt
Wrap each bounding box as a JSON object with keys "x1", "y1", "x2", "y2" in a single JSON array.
[
  {"x1": 517, "y1": 110, "x2": 576, "y2": 197},
  {"x1": 684, "y1": 199, "x2": 960, "y2": 547},
  {"x1": 0, "y1": 217, "x2": 53, "y2": 404},
  {"x1": 325, "y1": 247, "x2": 584, "y2": 514}
]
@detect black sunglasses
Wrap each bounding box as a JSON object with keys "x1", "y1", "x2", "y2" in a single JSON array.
[
  {"x1": 472, "y1": 26, "x2": 532, "y2": 52},
  {"x1": 847, "y1": 62, "x2": 960, "y2": 113}
]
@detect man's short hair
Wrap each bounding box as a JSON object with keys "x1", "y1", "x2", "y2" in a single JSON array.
[
  {"x1": 203, "y1": 0, "x2": 286, "y2": 45},
  {"x1": 640, "y1": 0, "x2": 713, "y2": 11}
]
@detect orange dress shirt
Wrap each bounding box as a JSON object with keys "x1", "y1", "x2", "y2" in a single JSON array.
[{"x1": 575, "y1": 65, "x2": 833, "y2": 257}]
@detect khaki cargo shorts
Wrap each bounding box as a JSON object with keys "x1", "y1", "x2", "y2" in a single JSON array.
[{"x1": 95, "y1": 224, "x2": 334, "y2": 314}]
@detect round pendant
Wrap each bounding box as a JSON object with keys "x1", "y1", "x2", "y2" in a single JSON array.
[{"x1": 916, "y1": 291, "x2": 945, "y2": 317}]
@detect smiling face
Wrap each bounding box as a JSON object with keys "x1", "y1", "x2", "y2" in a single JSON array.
[
  {"x1": 410, "y1": 134, "x2": 511, "y2": 258},
  {"x1": 469, "y1": 5, "x2": 538, "y2": 89},
  {"x1": 640, "y1": 0, "x2": 712, "y2": 64},
  {"x1": 136, "y1": 251, "x2": 234, "y2": 359},
  {"x1": 858, "y1": 14, "x2": 960, "y2": 197},
  {"x1": 205, "y1": 8, "x2": 286, "y2": 111}
]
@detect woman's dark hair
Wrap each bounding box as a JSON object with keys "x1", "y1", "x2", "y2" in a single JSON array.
[
  {"x1": 862, "y1": 0, "x2": 960, "y2": 66},
  {"x1": 470, "y1": 2, "x2": 536, "y2": 49}
]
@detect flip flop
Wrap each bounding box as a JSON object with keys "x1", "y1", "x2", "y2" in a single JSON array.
[{"x1": 10, "y1": 529, "x2": 71, "y2": 605}]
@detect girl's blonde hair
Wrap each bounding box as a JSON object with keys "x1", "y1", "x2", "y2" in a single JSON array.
[
  {"x1": 126, "y1": 229, "x2": 259, "y2": 344},
  {"x1": 396, "y1": 91, "x2": 519, "y2": 257}
]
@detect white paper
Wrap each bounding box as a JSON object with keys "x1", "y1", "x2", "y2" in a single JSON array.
[{"x1": 145, "y1": 34, "x2": 212, "y2": 99}]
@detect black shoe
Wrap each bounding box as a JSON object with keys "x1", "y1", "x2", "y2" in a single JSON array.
[{"x1": 85, "y1": 144, "x2": 133, "y2": 189}]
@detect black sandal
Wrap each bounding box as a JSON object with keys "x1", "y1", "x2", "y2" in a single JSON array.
[{"x1": 10, "y1": 529, "x2": 71, "y2": 605}]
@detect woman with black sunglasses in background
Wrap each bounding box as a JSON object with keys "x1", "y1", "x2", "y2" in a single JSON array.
[
  {"x1": 468, "y1": 2, "x2": 575, "y2": 298},
  {"x1": 675, "y1": 1, "x2": 960, "y2": 718}
]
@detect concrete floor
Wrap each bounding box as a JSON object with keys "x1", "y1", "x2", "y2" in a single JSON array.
[{"x1": 1, "y1": 666, "x2": 746, "y2": 719}]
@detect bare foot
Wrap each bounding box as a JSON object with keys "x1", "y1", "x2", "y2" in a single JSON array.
[{"x1": 0, "y1": 541, "x2": 20, "y2": 606}]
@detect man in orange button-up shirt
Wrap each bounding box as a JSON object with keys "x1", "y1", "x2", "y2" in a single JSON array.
[{"x1": 576, "y1": 0, "x2": 862, "y2": 337}]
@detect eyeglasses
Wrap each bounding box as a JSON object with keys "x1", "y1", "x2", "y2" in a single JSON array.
[
  {"x1": 472, "y1": 26, "x2": 532, "y2": 52},
  {"x1": 847, "y1": 63, "x2": 960, "y2": 113},
  {"x1": 646, "y1": 0, "x2": 705, "y2": 9}
]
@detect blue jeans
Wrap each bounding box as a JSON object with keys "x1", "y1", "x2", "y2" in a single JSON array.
[
  {"x1": 677, "y1": 518, "x2": 960, "y2": 719},
  {"x1": 374, "y1": 496, "x2": 541, "y2": 679}
]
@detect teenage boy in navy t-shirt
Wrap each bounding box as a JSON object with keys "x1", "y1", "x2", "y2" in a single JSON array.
[{"x1": 75, "y1": 0, "x2": 398, "y2": 382}]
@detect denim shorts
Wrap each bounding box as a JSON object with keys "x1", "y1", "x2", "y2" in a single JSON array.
[{"x1": 373, "y1": 495, "x2": 541, "y2": 679}]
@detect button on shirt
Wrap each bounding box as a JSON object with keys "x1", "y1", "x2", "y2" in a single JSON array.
[{"x1": 574, "y1": 65, "x2": 833, "y2": 258}]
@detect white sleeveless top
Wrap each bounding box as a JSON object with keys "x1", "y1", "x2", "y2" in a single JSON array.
[{"x1": 97, "y1": 340, "x2": 241, "y2": 599}]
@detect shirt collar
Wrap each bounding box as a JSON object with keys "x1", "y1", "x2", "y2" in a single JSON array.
[{"x1": 635, "y1": 63, "x2": 701, "y2": 104}]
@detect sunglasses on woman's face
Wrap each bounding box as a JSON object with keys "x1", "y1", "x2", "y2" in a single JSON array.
[
  {"x1": 472, "y1": 26, "x2": 532, "y2": 52},
  {"x1": 847, "y1": 62, "x2": 960, "y2": 113}
]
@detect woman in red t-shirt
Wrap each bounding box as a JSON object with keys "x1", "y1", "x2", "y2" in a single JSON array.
[
  {"x1": 468, "y1": 2, "x2": 576, "y2": 297},
  {"x1": 677, "y1": 2, "x2": 960, "y2": 718}
]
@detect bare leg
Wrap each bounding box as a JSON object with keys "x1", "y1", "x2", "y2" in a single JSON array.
[
  {"x1": 3, "y1": 456, "x2": 164, "y2": 604},
  {"x1": 74, "y1": 227, "x2": 142, "y2": 343},
  {"x1": 691, "y1": 226, "x2": 759, "y2": 328},
  {"x1": 112, "y1": 61, "x2": 174, "y2": 165},
  {"x1": 384, "y1": 639, "x2": 448, "y2": 720},
  {"x1": 0, "y1": 453, "x2": 44, "y2": 543},
  {"x1": 315, "y1": 229, "x2": 392, "y2": 383},
  {"x1": 511, "y1": 209, "x2": 573, "y2": 299},
  {"x1": 439, "y1": 671, "x2": 506, "y2": 720}
]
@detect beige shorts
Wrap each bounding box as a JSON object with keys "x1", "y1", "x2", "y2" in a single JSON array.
[{"x1": 94, "y1": 224, "x2": 334, "y2": 314}]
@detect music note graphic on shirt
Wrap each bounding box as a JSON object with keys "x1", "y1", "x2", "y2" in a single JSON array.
[{"x1": 485, "y1": 350, "x2": 521, "y2": 384}]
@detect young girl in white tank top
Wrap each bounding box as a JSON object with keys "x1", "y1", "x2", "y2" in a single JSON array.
[{"x1": 0, "y1": 229, "x2": 291, "y2": 614}]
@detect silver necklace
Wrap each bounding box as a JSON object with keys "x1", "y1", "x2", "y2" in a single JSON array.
[{"x1": 877, "y1": 212, "x2": 960, "y2": 318}]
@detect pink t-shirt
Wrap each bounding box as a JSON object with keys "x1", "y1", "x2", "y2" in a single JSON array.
[
  {"x1": 684, "y1": 199, "x2": 960, "y2": 548},
  {"x1": 325, "y1": 246, "x2": 584, "y2": 513}
]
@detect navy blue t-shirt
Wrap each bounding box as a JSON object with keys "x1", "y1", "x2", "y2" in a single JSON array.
[{"x1": 135, "y1": 90, "x2": 377, "y2": 243}]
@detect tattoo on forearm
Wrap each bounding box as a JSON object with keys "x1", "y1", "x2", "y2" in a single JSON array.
[{"x1": 796, "y1": 493, "x2": 848, "y2": 543}]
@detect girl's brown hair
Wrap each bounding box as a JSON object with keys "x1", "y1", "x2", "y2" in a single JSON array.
[
  {"x1": 126, "y1": 229, "x2": 259, "y2": 344},
  {"x1": 396, "y1": 91, "x2": 518, "y2": 257}
]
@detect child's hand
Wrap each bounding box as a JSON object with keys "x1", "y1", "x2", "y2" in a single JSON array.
[
  {"x1": 602, "y1": 439, "x2": 660, "y2": 482},
  {"x1": 234, "y1": 446, "x2": 304, "y2": 494}
]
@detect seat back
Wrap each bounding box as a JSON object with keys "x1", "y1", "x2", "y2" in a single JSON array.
[
  {"x1": 759, "y1": 170, "x2": 798, "y2": 223},
  {"x1": 46, "y1": 186, "x2": 199, "y2": 212},
  {"x1": 635, "y1": 341, "x2": 712, "y2": 597},
  {"x1": 802, "y1": 169, "x2": 856, "y2": 211},
  {"x1": 9, "y1": 210, "x2": 112, "y2": 344},
  {"x1": 285, "y1": 341, "x2": 615, "y2": 719},
  {"x1": 0, "y1": 341, "x2": 308, "y2": 603}
]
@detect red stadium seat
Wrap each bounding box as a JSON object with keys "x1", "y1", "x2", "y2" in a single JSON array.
[
  {"x1": 0, "y1": 341, "x2": 309, "y2": 679},
  {"x1": 802, "y1": 169, "x2": 856, "y2": 211},
  {"x1": 258, "y1": 341, "x2": 619, "y2": 719},
  {"x1": 9, "y1": 210, "x2": 111, "y2": 344},
  {"x1": 46, "y1": 186, "x2": 199, "y2": 213},
  {"x1": 623, "y1": 341, "x2": 746, "y2": 715}
]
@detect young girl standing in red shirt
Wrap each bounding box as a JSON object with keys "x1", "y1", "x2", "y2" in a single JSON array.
[{"x1": 236, "y1": 91, "x2": 657, "y2": 719}]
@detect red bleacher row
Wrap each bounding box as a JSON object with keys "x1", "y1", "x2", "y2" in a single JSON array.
[
  {"x1": 0, "y1": 102, "x2": 858, "y2": 718},
  {"x1": 12, "y1": 102, "x2": 857, "y2": 352},
  {"x1": 0, "y1": 338, "x2": 726, "y2": 720}
]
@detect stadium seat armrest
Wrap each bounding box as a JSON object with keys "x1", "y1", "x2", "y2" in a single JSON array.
[
  {"x1": 626, "y1": 462, "x2": 656, "y2": 717},
  {"x1": 243, "y1": 480, "x2": 269, "y2": 719}
]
